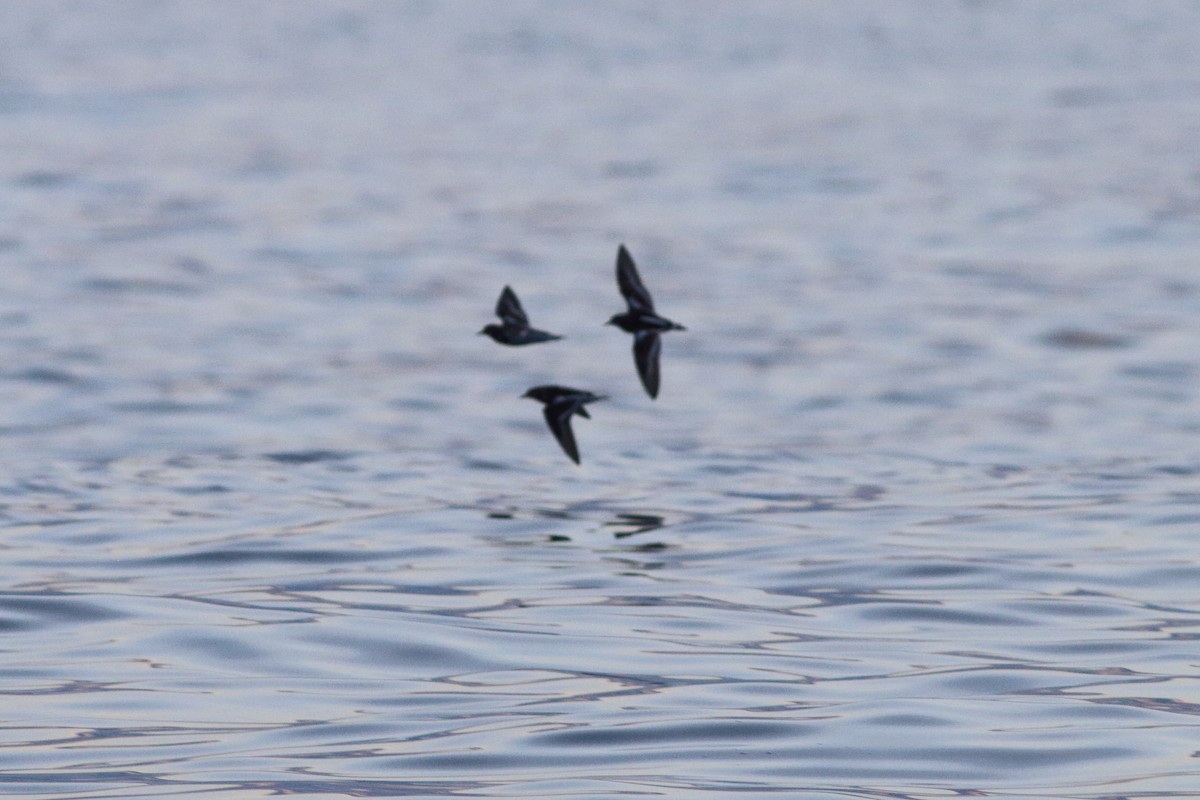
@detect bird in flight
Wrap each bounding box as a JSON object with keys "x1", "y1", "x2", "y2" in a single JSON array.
[
  {"x1": 605, "y1": 244, "x2": 685, "y2": 398},
  {"x1": 522, "y1": 385, "x2": 606, "y2": 464},
  {"x1": 479, "y1": 286, "x2": 562, "y2": 345}
]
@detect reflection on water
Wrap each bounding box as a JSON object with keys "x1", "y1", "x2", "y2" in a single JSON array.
[
  {"x1": 605, "y1": 512, "x2": 665, "y2": 538},
  {"x1": 3, "y1": 2, "x2": 1200, "y2": 799},
  {"x1": 4, "y1": 451, "x2": 1199, "y2": 797}
]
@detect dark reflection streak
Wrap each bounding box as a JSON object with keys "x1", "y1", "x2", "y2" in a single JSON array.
[
  {"x1": 941, "y1": 651, "x2": 1143, "y2": 674},
  {"x1": 1018, "y1": 671, "x2": 1184, "y2": 689},
  {"x1": 485, "y1": 506, "x2": 680, "y2": 537},
  {"x1": 511, "y1": 683, "x2": 705, "y2": 706},
  {"x1": 606, "y1": 557, "x2": 668, "y2": 572},
  {"x1": 163, "y1": 592, "x2": 324, "y2": 617},
  {"x1": 0, "y1": 771, "x2": 173, "y2": 786},
  {"x1": 490, "y1": 502, "x2": 900, "y2": 544},
  {"x1": 487, "y1": 667, "x2": 1030, "y2": 711},
  {"x1": 1022, "y1": 680, "x2": 1200, "y2": 716},
  {"x1": 724, "y1": 490, "x2": 836, "y2": 503},
  {"x1": 895, "y1": 662, "x2": 1162, "y2": 683},
  {"x1": 264, "y1": 588, "x2": 469, "y2": 615},
  {"x1": 739, "y1": 662, "x2": 1175, "y2": 689},
  {"x1": 0, "y1": 719, "x2": 319, "y2": 749},
  {"x1": 0, "y1": 774, "x2": 489, "y2": 796},
  {"x1": 118, "y1": 547, "x2": 379, "y2": 568},
  {"x1": 236, "y1": 589, "x2": 562, "y2": 634},
  {"x1": 1119, "y1": 609, "x2": 1200, "y2": 624},
  {"x1": 773, "y1": 589, "x2": 940, "y2": 609},
  {"x1": 174, "y1": 583, "x2": 946, "y2": 627},
  {"x1": 712, "y1": 502, "x2": 908, "y2": 524},
  {"x1": 161, "y1": 579, "x2": 488, "y2": 619},
  {"x1": 1084, "y1": 696, "x2": 1200, "y2": 715},
  {"x1": 268, "y1": 715, "x2": 573, "y2": 756},
  {"x1": 610, "y1": 778, "x2": 938, "y2": 798},
  {"x1": 646, "y1": 634, "x2": 830, "y2": 656},
  {"x1": 590, "y1": 593, "x2": 785, "y2": 612},
  {"x1": 605, "y1": 512, "x2": 665, "y2": 539},
  {"x1": 0, "y1": 680, "x2": 142, "y2": 696},
  {"x1": 270, "y1": 747, "x2": 385, "y2": 760},
  {"x1": 235, "y1": 778, "x2": 491, "y2": 796},
  {"x1": 546, "y1": 670, "x2": 719, "y2": 695},
  {"x1": 211, "y1": 580, "x2": 838, "y2": 624},
  {"x1": 272, "y1": 579, "x2": 475, "y2": 597}
]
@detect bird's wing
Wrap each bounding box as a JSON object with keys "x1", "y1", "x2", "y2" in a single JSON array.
[
  {"x1": 616, "y1": 245, "x2": 656, "y2": 313},
  {"x1": 496, "y1": 286, "x2": 529, "y2": 327},
  {"x1": 544, "y1": 400, "x2": 581, "y2": 464},
  {"x1": 633, "y1": 331, "x2": 662, "y2": 399}
]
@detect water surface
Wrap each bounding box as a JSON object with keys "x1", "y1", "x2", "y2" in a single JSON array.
[{"x1": 2, "y1": 3, "x2": 1200, "y2": 798}]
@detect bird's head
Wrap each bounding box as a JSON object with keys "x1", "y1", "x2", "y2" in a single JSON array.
[{"x1": 522, "y1": 386, "x2": 551, "y2": 402}]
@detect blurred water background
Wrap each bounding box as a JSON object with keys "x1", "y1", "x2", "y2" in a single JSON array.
[{"x1": 2, "y1": 2, "x2": 1200, "y2": 798}]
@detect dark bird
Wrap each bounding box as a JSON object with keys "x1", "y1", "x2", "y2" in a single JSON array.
[
  {"x1": 605, "y1": 244, "x2": 686, "y2": 399},
  {"x1": 480, "y1": 286, "x2": 562, "y2": 345},
  {"x1": 522, "y1": 385, "x2": 606, "y2": 465}
]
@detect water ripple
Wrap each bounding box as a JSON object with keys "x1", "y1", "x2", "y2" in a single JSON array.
[{"x1": 3, "y1": 3, "x2": 1200, "y2": 797}]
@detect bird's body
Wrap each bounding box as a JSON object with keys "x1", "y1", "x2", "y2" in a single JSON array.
[
  {"x1": 522, "y1": 385, "x2": 606, "y2": 464},
  {"x1": 606, "y1": 245, "x2": 685, "y2": 399},
  {"x1": 480, "y1": 286, "x2": 562, "y2": 345}
]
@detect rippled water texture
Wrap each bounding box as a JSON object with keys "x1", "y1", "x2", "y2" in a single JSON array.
[{"x1": 3, "y1": 3, "x2": 1200, "y2": 798}]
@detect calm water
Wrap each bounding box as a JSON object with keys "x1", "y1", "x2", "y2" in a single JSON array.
[{"x1": 3, "y1": 3, "x2": 1200, "y2": 798}]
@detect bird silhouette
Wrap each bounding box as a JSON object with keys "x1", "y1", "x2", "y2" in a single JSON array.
[
  {"x1": 605, "y1": 245, "x2": 685, "y2": 398},
  {"x1": 480, "y1": 286, "x2": 562, "y2": 345},
  {"x1": 522, "y1": 385, "x2": 606, "y2": 464}
]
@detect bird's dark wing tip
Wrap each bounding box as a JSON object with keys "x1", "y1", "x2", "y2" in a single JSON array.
[
  {"x1": 544, "y1": 404, "x2": 581, "y2": 464},
  {"x1": 615, "y1": 245, "x2": 655, "y2": 312},
  {"x1": 496, "y1": 286, "x2": 528, "y2": 326},
  {"x1": 633, "y1": 331, "x2": 662, "y2": 399}
]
